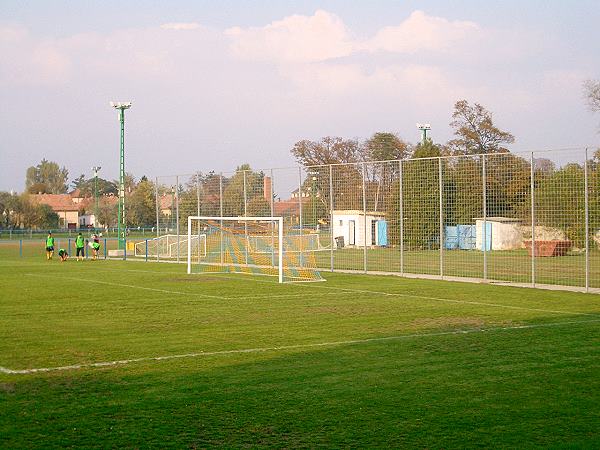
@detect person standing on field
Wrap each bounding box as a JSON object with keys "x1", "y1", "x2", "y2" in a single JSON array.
[
  {"x1": 45, "y1": 232, "x2": 55, "y2": 260},
  {"x1": 75, "y1": 232, "x2": 85, "y2": 261},
  {"x1": 92, "y1": 234, "x2": 100, "y2": 260}
]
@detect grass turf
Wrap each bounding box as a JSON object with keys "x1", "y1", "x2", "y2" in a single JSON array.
[
  {"x1": 1, "y1": 256, "x2": 599, "y2": 447},
  {"x1": 3, "y1": 239, "x2": 600, "y2": 289}
]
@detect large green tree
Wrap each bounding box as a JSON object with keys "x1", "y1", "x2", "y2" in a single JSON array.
[
  {"x1": 291, "y1": 137, "x2": 363, "y2": 167},
  {"x1": 71, "y1": 174, "x2": 118, "y2": 197},
  {"x1": 128, "y1": 178, "x2": 157, "y2": 227},
  {"x1": 448, "y1": 100, "x2": 515, "y2": 155},
  {"x1": 25, "y1": 159, "x2": 69, "y2": 194}
]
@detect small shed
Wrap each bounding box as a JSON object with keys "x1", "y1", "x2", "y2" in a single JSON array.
[
  {"x1": 475, "y1": 217, "x2": 522, "y2": 251},
  {"x1": 332, "y1": 210, "x2": 387, "y2": 248}
]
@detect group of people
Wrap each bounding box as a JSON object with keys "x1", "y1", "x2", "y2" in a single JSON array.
[{"x1": 45, "y1": 232, "x2": 101, "y2": 262}]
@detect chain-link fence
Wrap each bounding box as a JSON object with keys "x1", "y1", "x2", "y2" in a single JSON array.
[
  {"x1": 144, "y1": 148, "x2": 598, "y2": 292},
  {"x1": 6, "y1": 149, "x2": 592, "y2": 291}
]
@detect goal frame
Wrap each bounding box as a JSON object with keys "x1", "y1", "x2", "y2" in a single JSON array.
[{"x1": 187, "y1": 216, "x2": 284, "y2": 283}]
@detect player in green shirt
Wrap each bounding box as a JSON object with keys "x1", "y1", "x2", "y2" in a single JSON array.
[
  {"x1": 45, "y1": 232, "x2": 55, "y2": 260},
  {"x1": 91, "y1": 235, "x2": 100, "y2": 260},
  {"x1": 75, "y1": 232, "x2": 85, "y2": 261},
  {"x1": 58, "y1": 248, "x2": 69, "y2": 262}
]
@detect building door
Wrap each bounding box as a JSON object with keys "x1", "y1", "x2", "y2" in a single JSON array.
[
  {"x1": 371, "y1": 220, "x2": 377, "y2": 246},
  {"x1": 377, "y1": 220, "x2": 388, "y2": 246},
  {"x1": 348, "y1": 220, "x2": 356, "y2": 245}
]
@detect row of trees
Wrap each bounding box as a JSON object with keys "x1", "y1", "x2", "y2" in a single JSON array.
[{"x1": 0, "y1": 192, "x2": 59, "y2": 229}]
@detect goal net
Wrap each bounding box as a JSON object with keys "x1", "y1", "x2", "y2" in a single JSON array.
[
  {"x1": 248, "y1": 232, "x2": 329, "y2": 253},
  {"x1": 135, "y1": 234, "x2": 206, "y2": 259},
  {"x1": 187, "y1": 216, "x2": 323, "y2": 283}
]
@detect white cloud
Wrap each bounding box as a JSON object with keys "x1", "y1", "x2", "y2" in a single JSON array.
[
  {"x1": 160, "y1": 22, "x2": 201, "y2": 31},
  {"x1": 0, "y1": 24, "x2": 71, "y2": 85},
  {"x1": 364, "y1": 10, "x2": 481, "y2": 54},
  {"x1": 225, "y1": 9, "x2": 354, "y2": 63}
]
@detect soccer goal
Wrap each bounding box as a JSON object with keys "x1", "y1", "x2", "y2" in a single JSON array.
[
  {"x1": 187, "y1": 216, "x2": 323, "y2": 283},
  {"x1": 135, "y1": 234, "x2": 206, "y2": 259}
]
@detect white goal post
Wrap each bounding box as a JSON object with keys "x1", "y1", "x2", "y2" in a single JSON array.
[{"x1": 187, "y1": 216, "x2": 284, "y2": 283}]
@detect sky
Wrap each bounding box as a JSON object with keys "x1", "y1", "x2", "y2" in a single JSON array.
[{"x1": 1, "y1": 0, "x2": 599, "y2": 193}]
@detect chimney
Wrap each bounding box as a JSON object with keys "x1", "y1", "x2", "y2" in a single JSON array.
[{"x1": 263, "y1": 176, "x2": 272, "y2": 201}]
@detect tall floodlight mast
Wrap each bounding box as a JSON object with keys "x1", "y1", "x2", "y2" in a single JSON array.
[
  {"x1": 416, "y1": 123, "x2": 431, "y2": 144},
  {"x1": 110, "y1": 101, "x2": 132, "y2": 250},
  {"x1": 92, "y1": 166, "x2": 101, "y2": 230}
]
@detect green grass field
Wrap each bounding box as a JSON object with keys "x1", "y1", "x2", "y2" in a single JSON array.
[
  {"x1": 4, "y1": 239, "x2": 600, "y2": 290},
  {"x1": 1, "y1": 255, "x2": 599, "y2": 447}
]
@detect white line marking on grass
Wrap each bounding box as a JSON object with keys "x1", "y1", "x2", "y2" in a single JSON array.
[
  {"x1": 24, "y1": 273, "x2": 227, "y2": 300},
  {"x1": 284, "y1": 283, "x2": 600, "y2": 318},
  {"x1": 2, "y1": 318, "x2": 599, "y2": 375}
]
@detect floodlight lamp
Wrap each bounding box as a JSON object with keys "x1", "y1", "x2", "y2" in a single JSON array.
[
  {"x1": 416, "y1": 123, "x2": 431, "y2": 130},
  {"x1": 110, "y1": 101, "x2": 132, "y2": 109}
]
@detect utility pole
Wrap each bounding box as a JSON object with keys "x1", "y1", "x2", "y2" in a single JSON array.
[{"x1": 110, "y1": 101, "x2": 132, "y2": 249}]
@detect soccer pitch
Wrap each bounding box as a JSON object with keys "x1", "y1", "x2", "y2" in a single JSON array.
[{"x1": 1, "y1": 257, "x2": 599, "y2": 447}]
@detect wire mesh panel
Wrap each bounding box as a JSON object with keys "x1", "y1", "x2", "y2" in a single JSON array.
[
  {"x1": 483, "y1": 152, "x2": 532, "y2": 284},
  {"x1": 330, "y1": 163, "x2": 366, "y2": 271},
  {"x1": 442, "y1": 155, "x2": 484, "y2": 279},
  {"x1": 402, "y1": 157, "x2": 441, "y2": 276},
  {"x1": 533, "y1": 150, "x2": 587, "y2": 287},
  {"x1": 588, "y1": 149, "x2": 600, "y2": 289},
  {"x1": 154, "y1": 175, "x2": 179, "y2": 261},
  {"x1": 362, "y1": 160, "x2": 401, "y2": 273}
]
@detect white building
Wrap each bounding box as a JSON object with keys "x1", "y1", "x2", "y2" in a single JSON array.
[
  {"x1": 475, "y1": 217, "x2": 522, "y2": 250},
  {"x1": 332, "y1": 210, "x2": 387, "y2": 248},
  {"x1": 79, "y1": 214, "x2": 98, "y2": 228}
]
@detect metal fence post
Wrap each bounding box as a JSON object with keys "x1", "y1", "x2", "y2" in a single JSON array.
[
  {"x1": 438, "y1": 157, "x2": 443, "y2": 279},
  {"x1": 175, "y1": 175, "x2": 180, "y2": 263},
  {"x1": 298, "y1": 167, "x2": 304, "y2": 265},
  {"x1": 104, "y1": 238, "x2": 107, "y2": 259},
  {"x1": 145, "y1": 239, "x2": 148, "y2": 262},
  {"x1": 19, "y1": 239, "x2": 22, "y2": 257},
  {"x1": 399, "y1": 159, "x2": 404, "y2": 275},
  {"x1": 155, "y1": 177, "x2": 160, "y2": 262},
  {"x1": 362, "y1": 162, "x2": 367, "y2": 273},
  {"x1": 243, "y1": 170, "x2": 248, "y2": 265},
  {"x1": 585, "y1": 148, "x2": 589, "y2": 292},
  {"x1": 196, "y1": 172, "x2": 201, "y2": 216},
  {"x1": 530, "y1": 152, "x2": 535, "y2": 287},
  {"x1": 219, "y1": 173, "x2": 224, "y2": 265},
  {"x1": 68, "y1": 238, "x2": 71, "y2": 256},
  {"x1": 482, "y1": 155, "x2": 487, "y2": 281},
  {"x1": 329, "y1": 165, "x2": 334, "y2": 272},
  {"x1": 270, "y1": 168, "x2": 275, "y2": 267}
]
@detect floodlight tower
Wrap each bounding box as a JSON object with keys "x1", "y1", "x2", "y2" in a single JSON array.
[
  {"x1": 92, "y1": 166, "x2": 101, "y2": 229},
  {"x1": 416, "y1": 123, "x2": 431, "y2": 144},
  {"x1": 110, "y1": 101, "x2": 132, "y2": 249}
]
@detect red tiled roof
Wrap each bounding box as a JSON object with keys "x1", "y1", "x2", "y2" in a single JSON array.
[
  {"x1": 273, "y1": 200, "x2": 301, "y2": 216},
  {"x1": 31, "y1": 193, "x2": 117, "y2": 212},
  {"x1": 30, "y1": 194, "x2": 80, "y2": 212}
]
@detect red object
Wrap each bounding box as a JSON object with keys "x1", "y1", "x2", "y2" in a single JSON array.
[{"x1": 523, "y1": 240, "x2": 572, "y2": 257}]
